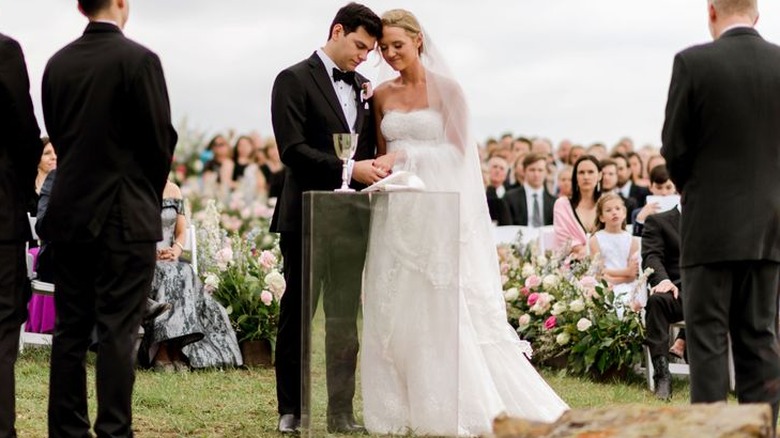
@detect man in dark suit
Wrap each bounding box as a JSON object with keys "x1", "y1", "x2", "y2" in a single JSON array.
[
  {"x1": 641, "y1": 207, "x2": 683, "y2": 400},
  {"x1": 662, "y1": 0, "x2": 780, "y2": 426},
  {"x1": 40, "y1": 1, "x2": 177, "y2": 436},
  {"x1": 613, "y1": 152, "x2": 650, "y2": 208},
  {"x1": 504, "y1": 153, "x2": 555, "y2": 227},
  {"x1": 270, "y1": 3, "x2": 384, "y2": 433},
  {"x1": 0, "y1": 32, "x2": 42, "y2": 438}
]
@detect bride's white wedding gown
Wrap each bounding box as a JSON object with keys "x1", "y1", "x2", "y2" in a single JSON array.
[{"x1": 361, "y1": 109, "x2": 568, "y2": 436}]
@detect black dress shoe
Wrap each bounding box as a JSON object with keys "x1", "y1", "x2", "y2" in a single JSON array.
[
  {"x1": 278, "y1": 414, "x2": 300, "y2": 434},
  {"x1": 327, "y1": 413, "x2": 366, "y2": 434}
]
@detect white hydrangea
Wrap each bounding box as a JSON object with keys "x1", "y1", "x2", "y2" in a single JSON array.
[
  {"x1": 569, "y1": 299, "x2": 586, "y2": 313},
  {"x1": 550, "y1": 302, "x2": 568, "y2": 316},
  {"x1": 503, "y1": 287, "x2": 519, "y2": 302},
  {"x1": 542, "y1": 274, "x2": 560, "y2": 290}
]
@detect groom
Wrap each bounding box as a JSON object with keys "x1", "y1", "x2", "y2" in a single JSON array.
[{"x1": 269, "y1": 2, "x2": 385, "y2": 434}]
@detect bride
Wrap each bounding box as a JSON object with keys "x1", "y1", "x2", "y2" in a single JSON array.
[{"x1": 360, "y1": 9, "x2": 569, "y2": 436}]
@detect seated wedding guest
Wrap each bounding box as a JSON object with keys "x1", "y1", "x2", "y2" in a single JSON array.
[
  {"x1": 504, "y1": 153, "x2": 555, "y2": 227},
  {"x1": 506, "y1": 156, "x2": 524, "y2": 190},
  {"x1": 613, "y1": 152, "x2": 650, "y2": 208},
  {"x1": 556, "y1": 139, "x2": 572, "y2": 168},
  {"x1": 25, "y1": 139, "x2": 58, "y2": 333},
  {"x1": 632, "y1": 165, "x2": 677, "y2": 236},
  {"x1": 485, "y1": 155, "x2": 512, "y2": 225},
  {"x1": 203, "y1": 134, "x2": 234, "y2": 186},
  {"x1": 600, "y1": 158, "x2": 637, "y2": 223},
  {"x1": 588, "y1": 193, "x2": 640, "y2": 314},
  {"x1": 531, "y1": 137, "x2": 554, "y2": 165},
  {"x1": 553, "y1": 155, "x2": 601, "y2": 258},
  {"x1": 29, "y1": 137, "x2": 56, "y2": 217},
  {"x1": 586, "y1": 143, "x2": 608, "y2": 160},
  {"x1": 627, "y1": 151, "x2": 649, "y2": 187},
  {"x1": 556, "y1": 165, "x2": 572, "y2": 198},
  {"x1": 145, "y1": 180, "x2": 242, "y2": 371},
  {"x1": 568, "y1": 144, "x2": 585, "y2": 165},
  {"x1": 259, "y1": 138, "x2": 285, "y2": 200},
  {"x1": 645, "y1": 154, "x2": 666, "y2": 180},
  {"x1": 512, "y1": 136, "x2": 532, "y2": 161},
  {"x1": 231, "y1": 135, "x2": 254, "y2": 185},
  {"x1": 641, "y1": 198, "x2": 683, "y2": 400}
]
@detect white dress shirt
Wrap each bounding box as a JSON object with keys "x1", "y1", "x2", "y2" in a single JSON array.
[
  {"x1": 619, "y1": 180, "x2": 633, "y2": 200},
  {"x1": 316, "y1": 48, "x2": 357, "y2": 133}
]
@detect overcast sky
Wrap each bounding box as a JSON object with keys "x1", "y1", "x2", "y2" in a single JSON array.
[{"x1": 3, "y1": 1, "x2": 780, "y2": 148}]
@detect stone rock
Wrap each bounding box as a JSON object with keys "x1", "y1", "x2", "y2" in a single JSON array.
[{"x1": 492, "y1": 403, "x2": 773, "y2": 438}]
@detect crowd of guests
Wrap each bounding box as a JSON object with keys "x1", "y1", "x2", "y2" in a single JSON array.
[
  {"x1": 479, "y1": 133, "x2": 684, "y2": 400},
  {"x1": 198, "y1": 133, "x2": 285, "y2": 201}
]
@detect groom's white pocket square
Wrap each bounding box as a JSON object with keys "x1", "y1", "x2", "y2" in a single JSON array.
[{"x1": 361, "y1": 170, "x2": 426, "y2": 192}]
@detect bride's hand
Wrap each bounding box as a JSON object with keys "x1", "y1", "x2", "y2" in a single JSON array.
[
  {"x1": 352, "y1": 160, "x2": 387, "y2": 185},
  {"x1": 372, "y1": 153, "x2": 396, "y2": 174}
]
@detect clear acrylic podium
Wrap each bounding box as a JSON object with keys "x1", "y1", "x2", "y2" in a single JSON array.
[{"x1": 301, "y1": 191, "x2": 460, "y2": 436}]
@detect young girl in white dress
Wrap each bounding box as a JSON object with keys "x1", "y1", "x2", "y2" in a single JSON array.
[{"x1": 588, "y1": 193, "x2": 640, "y2": 315}]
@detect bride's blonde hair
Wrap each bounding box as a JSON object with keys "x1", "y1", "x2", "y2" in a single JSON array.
[{"x1": 381, "y1": 9, "x2": 424, "y2": 54}]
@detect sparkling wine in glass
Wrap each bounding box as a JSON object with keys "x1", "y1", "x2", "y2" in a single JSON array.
[{"x1": 333, "y1": 133, "x2": 359, "y2": 192}]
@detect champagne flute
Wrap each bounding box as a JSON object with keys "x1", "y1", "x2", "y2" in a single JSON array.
[{"x1": 333, "y1": 133, "x2": 359, "y2": 192}]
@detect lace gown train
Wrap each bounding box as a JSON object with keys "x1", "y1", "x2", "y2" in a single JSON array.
[{"x1": 361, "y1": 109, "x2": 568, "y2": 436}]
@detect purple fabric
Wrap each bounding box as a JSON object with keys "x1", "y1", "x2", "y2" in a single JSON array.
[{"x1": 25, "y1": 247, "x2": 55, "y2": 334}]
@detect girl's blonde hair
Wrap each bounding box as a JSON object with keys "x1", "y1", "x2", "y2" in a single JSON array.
[
  {"x1": 381, "y1": 9, "x2": 424, "y2": 54},
  {"x1": 595, "y1": 192, "x2": 627, "y2": 231}
]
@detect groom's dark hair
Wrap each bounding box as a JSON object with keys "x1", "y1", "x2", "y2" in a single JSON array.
[
  {"x1": 329, "y1": 3, "x2": 382, "y2": 40},
  {"x1": 78, "y1": 0, "x2": 111, "y2": 16}
]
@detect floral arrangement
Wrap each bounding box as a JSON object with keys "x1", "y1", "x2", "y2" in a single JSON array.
[
  {"x1": 169, "y1": 117, "x2": 208, "y2": 186},
  {"x1": 194, "y1": 199, "x2": 285, "y2": 344},
  {"x1": 500, "y1": 238, "x2": 651, "y2": 378}
]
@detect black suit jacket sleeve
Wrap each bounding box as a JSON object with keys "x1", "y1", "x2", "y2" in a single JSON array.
[
  {"x1": 131, "y1": 53, "x2": 177, "y2": 196},
  {"x1": 0, "y1": 36, "x2": 42, "y2": 240},
  {"x1": 271, "y1": 69, "x2": 342, "y2": 185},
  {"x1": 641, "y1": 213, "x2": 671, "y2": 287},
  {"x1": 661, "y1": 54, "x2": 694, "y2": 192}
]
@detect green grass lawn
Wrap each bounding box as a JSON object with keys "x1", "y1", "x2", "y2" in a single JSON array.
[{"x1": 14, "y1": 346, "x2": 697, "y2": 438}]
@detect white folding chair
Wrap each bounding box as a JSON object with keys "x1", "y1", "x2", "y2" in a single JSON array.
[{"x1": 645, "y1": 320, "x2": 735, "y2": 392}]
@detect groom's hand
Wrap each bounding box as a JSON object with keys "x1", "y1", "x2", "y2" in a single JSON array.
[{"x1": 352, "y1": 159, "x2": 388, "y2": 184}]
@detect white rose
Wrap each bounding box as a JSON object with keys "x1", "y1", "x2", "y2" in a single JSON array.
[
  {"x1": 518, "y1": 314, "x2": 531, "y2": 328},
  {"x1": 503, "y1": 287, "x2": 519, "y2": 302},
  {"x1": 521, "y1": 264, "x2": 536, "y2": 277},
  {"x1": 556, "y1": 332, "x2": 571, "y2": 345},
  {"x1": 576, "y1": 318, "x2": 593, "y2": 332},
  {"x1": 542, "y1": 274, "x2": 560, "y2": 290},
  {"x1": 215, "y1": 247, "x2": 234, "y2": 272},
  {"x1": 204, "y1": 273, "x2": 220, "y2": 291},
  {"x1": 550, "y1": 302, "x2": 567, "y2": 316},
  {"x1": 537, "y1": 255, "x2": 548, "y2": 265},
  {"x1": 264, "y1": 271, "x2": 287, "y2": 298},
  {"x1": 569, "y1": 299, "x2": 585, "y2": 313}
]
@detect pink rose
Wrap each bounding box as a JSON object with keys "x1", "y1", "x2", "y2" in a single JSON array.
[
  {"x1": 579, "y1": 276, "x2": 598, "y2": 289},
  {"x1": 260, "y1": 290, "x2": 273, "y2": 306},
  {"x1": 527, "y1": 292, "x2": 539, "y2": 307},
  {"x1": 544, "y1": 315, "x2": 557, "y2": 330},
  {"x1": 520, "y1": 287, "x2": 530, "y2": 297},
  {"x1": 525, "y1": 275, "x2": 542, "y2": 289},
  {"x1": 259, "y1": 250, "x2": 277, "y2": 269}
]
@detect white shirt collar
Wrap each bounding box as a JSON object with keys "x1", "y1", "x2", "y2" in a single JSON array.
[
  {"x1": 316, "y1": 48, "x2": 340, "y2": 82},
  {"x1": 93, "y1": 19, "x2": 120, "y2": 27},
  {"x1": 524, "y1": 183, "x2": 544, "y2": 197},
  {"x1": 721, "y1": 23, "x2": 753, "y2": 35}
]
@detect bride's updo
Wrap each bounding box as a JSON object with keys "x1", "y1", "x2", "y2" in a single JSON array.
[{"x1": 381, "y1": 9, "x2": 424, "y2": 54}]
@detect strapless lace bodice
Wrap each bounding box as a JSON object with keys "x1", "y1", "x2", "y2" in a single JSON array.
[{"x1": 381, "y1": 109, "x2": 443, "y2": 147}]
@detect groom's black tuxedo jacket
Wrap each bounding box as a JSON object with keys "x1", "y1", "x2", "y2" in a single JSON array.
[
  {"x1": 0, "y1": 33, "x2": 42, "y2": 242},
  {"x1": 270, "y1": 52, "x2": 376, "y2": 233},
  {"x1": 662, "y1": 27, "x2": 780, "y2": 267},
  {"x1": 41, "y1": 22, "x2": 176, "y2": 243}
]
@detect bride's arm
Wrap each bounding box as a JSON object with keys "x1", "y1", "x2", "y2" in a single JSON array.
[{"x1": 373, "y1": 90, "x2": 387, "y2": 157}]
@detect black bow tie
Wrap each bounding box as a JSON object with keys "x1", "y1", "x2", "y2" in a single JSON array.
[{"x1": 332, "y1": 68, "x2": 356, "y2": 84}]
